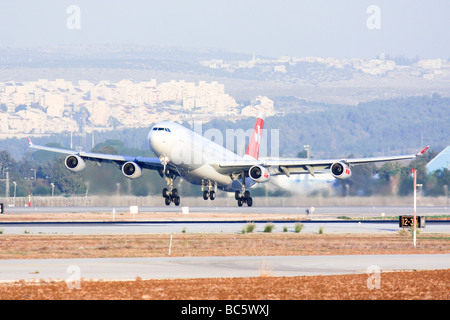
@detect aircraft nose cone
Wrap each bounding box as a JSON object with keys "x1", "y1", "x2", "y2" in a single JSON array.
[
  {"x1": 148, "y1": 129, "x2": 166, "y2": 156},
  {"x1": 148, "y1": 129, "x2": 158, "y2": 153}
]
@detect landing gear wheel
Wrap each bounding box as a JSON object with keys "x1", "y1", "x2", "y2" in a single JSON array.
[
  {"x1": 203, "y1": 190, "x2": 209, "y2": 200},
  {"x1": 235, "y1": 188, "x2": 254, "y2": 207},
  {"x1": 209, "y1": 191, "x2": 216, "y2": 200},
  {"x1": 161, "y1": 169, "x2": 181, "y2": 206}
]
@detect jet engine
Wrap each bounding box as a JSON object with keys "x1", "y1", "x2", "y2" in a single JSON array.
[
  {"x1": 249, "y1": 165, "x2": 270, "y2": 183},
  {"x1": 122, "y1": 161, "x2": 142, "y2": 179},
  {"x1": 330, "y1": 162, "x2": 351, "y2": 179},
  {"x1": 65, "y1": 155, "x2": 86, "y2": 172}
]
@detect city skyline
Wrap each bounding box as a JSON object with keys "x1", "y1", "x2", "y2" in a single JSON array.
[
  {"x1": 1, "y1": 51, "x2": 450, "y2": 138},
  {"x1": 0, "y1": 77, "x2": 276, "y2": 138}
]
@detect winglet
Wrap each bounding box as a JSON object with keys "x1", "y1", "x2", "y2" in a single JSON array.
[
  {"x1": 27, "y1": 136, "x2": 32, "y2": 146},
  {"x1": 417, "y1": 146, "x2": 429, "y2": 156}
]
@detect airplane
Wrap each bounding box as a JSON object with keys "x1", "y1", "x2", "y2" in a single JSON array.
[{"x1": 27, "y1": 114, "x2": 429, "y2": 206}]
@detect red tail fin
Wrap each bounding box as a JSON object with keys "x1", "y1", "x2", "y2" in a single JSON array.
[{"x1": 244, "y1": 113, "x2": 265, "y2": 160}]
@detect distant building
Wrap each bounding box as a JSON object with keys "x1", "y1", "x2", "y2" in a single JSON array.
[
  {"x1": 0, "y1": 78, "x2": 243, "y2": 136},
  {"x1": 0, "y1": 113, "x2": 8, "y2": 132},
  {"x1": 241, "y1": 96, "x2": 275, "y2": 117},
  {"x1": 42, "y1": 93, "x2": 65, "y2": 117},
  {"x1": 427, "y1": 146, "x2": 450, "y2": 173}
]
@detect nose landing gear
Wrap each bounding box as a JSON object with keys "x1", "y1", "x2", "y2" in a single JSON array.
[
  {"x1": 161, "y1": 168, "x2": 180, "y2": 206},
  {"x1": 163, "y1": 187, "x2": 180, "y2": 206}
]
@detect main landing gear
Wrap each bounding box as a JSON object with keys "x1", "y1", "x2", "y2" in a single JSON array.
[
  {"x1": 231, "y1": 171, "x2": 253, "y2": 207},
  {"x1": 201, "y1": 179, "x2": 216, "y2": 201},
  {"x1": 235, "y1": 190, "x2": 253, "y2": 207}
]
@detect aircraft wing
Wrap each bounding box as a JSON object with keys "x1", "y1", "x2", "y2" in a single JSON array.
[
  {"x1": 211, "y1": 146, "x2": 429, "y2": 177},
  {"x1": 27, "y1": 138, "x2": 165, "y2": 171}
]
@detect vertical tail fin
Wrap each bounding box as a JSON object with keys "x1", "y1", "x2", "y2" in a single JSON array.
[{"x1": 244, "y1": 112, "x2": 265, "y2": 160}]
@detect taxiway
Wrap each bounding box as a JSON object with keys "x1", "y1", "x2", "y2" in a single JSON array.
[{"x1": 0, "y1": 254, "x2": 449, "y2": 281}]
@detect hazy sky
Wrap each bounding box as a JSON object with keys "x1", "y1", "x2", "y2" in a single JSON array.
[{"x1": 0, "y1": 0, "x2": 449, "y2": 59}]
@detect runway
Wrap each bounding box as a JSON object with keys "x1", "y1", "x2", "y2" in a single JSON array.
[
  {"x1": 0, "y1": 254, "x2": 449, "y2": 281},
  {"x1": 5, "y1": 205, "x2": 450, "y2": 217},
  {"x1": 2, "y1": 205, "x2": 449, "y2": 235},
  {"x1": 1, "y1": 219, "x2": 449, "y2": 235},
  {"x1": 1, "y1": 205, "x2": 449, "y2": 282}
]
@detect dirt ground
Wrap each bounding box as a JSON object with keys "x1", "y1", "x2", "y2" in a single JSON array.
[
  {"x1": 0, "y1": 210, "x2": 312, "y2": 222},
  {"x1": 0, "y1": 270, "x2": 448, "y2": 300},
  {"x1": 0, "y1": 212, "x2": 449, "y2": 300},
  {"x1": 1, "y1": 233, "x2": 450, "y2": 259},
  {"x1": 0, "y1": 233, "x2": 449, "y2": 300}
]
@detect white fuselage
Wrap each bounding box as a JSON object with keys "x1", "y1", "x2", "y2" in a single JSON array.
[{"x1": 147, "y1": 121, "x2": 248, "y2": 191}]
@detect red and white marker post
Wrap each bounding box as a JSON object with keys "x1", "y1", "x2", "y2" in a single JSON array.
[{"x1": 411, "y1": 168, "x2": 423, "y2": 247}]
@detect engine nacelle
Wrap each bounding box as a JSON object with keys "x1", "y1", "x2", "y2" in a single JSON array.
[
  {"x1": 249, "y1": 165, "x2": 270, "y2": 183},
  {"x1": 330, "y1": 162, "x2": 352, "y2": 179},
  {"x1": 65, "y1": 155, "x2": 86, "y2": 172},
  {"x1": 122, "y1": 162, "x2": 142, "y2": 179}
]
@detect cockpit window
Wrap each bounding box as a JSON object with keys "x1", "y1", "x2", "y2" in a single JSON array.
[{"x1": 152, "y1": 127, "x2": 171, "y2": 132}]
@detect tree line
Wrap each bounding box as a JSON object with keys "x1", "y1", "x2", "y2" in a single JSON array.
[
  {"x1": 0, "y1": 141, "x2": 448, "y2": 199},
  {"x1": 0, "y1": 94, "x2": 449, "y2": 198},
  {"x1": 330, "y1": 149, "x2": 449, "y2": 197},
  {"x1": 1, "y1": 94, "x2": 449, "y2": 160}
]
